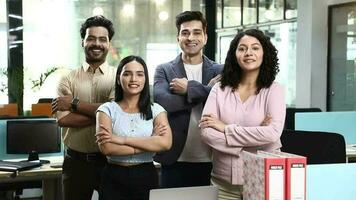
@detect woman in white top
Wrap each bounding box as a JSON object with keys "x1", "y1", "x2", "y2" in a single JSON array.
[{"x1": 96, "y1": 55, "x2": 172, "y2": 200}]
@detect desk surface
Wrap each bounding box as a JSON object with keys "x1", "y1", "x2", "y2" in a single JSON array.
[
  {"x1": 0, "y1": 156, "x2": 63, "y2": 182},
  {"x1": 346, "y1": 144, "x2": 356, "y2": 155},
  {"x1": 307, "y1": 163, "x2": 356, "y2": 200},
  {"x1": 346, "y1": 144, "x2": 356, "y2": 162}
]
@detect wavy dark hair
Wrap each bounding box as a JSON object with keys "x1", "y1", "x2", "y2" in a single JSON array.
[
  {"x1": 175, "y1": 11, "x2": 207, "y2": 34},
  {"x1": 80, "y1": 15, "x2": 115, "y2": 41},
  {"x1": 115, "y1": 55, "x2": 152, "y2": 120},
  {"x1": 220, "y1": 29, "x2": 279, "y2": 93}
]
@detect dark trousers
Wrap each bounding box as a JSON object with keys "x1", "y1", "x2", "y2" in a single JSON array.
[
  {"x1": 62, "y1": 151, "x2": 106, "y2": 200},
  {"x1": 160, "y1": 162, "x2": 212, "y2": 188},
  {"x1": 101, "y1": 162, "x2": 158, "y2": 200}
]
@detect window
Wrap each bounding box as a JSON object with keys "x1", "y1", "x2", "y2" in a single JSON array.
[
  {"x1": 217, "y1": 0, "x2": 297, "y2": 106},
  {"x1": 260, "y1": 23, "x2": 297, "y2": 106},
  {"x1": 223, "y1": 0, "x2": 241, "y2": 27},
  {"x1": 259, "y1": 0, "x2": 284, "y2": 23},
  {"x1": 15, "y1": 0, "x2": 204, "y2": 110},
  {"x1": 243, "y1": 0, "x2": 257, "y2": 25},
  {"x1": 0, "y1": 0, "x2": 8, "y2": 103}
]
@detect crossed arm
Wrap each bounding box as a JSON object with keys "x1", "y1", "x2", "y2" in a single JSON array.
[
  {"x1": 52, "y1": 96, "x2": 101, "y2": 127},
  {"x1": 95, "y1": 111, "x2": 172, "y2": 156},
  {"x1": 199, "y1": 84, "x2": 285, "y2": 155},
  {"x1": 153, "y1": 65, "x2": 221, "y2": 113},
  {"x1": 52, "y1": 76, "x2": 114, "y2": 128}
]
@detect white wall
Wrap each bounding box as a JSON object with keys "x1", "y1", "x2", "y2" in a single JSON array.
[{"x1": 296, "y1": 0, "x2": 355, "y2": 110}]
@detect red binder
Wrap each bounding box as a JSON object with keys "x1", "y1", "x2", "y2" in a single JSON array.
[
  {"x1": 266, "y1": 151, "x2": 307, "y2": 200},
  {"x1": 242, "y1": 151, "x2": 285, "y2": 200}
]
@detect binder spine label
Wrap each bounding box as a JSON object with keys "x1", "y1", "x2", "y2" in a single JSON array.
[
  {"x1": 269, "y1": 165, "x2": 284, "y2": 200},
  {"x1": 291, "y1": 165, "x2": 305, "y2": 200}
]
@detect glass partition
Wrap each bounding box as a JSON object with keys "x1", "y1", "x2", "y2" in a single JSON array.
[
  {"x1": 258, "y1": 0, "x2": 283, "y2": 23},
  {"x1": 286, "y1": 0, "x2": 297, "y2": 19},
  {"x1": 328, "y1": 3, "x2": 356, "y2": 111},
  {"x1": 243, "y1": 0, "x2": 257, "y2": 25},
  {"x1": 260, "y1": 22, "x2": 297, "y2": 106},
  {"x1": 223, "y1": 0, "x2": 241, "y2": 27},
  {"x1": 19, "y1": 0, "x2": 203, "y2": 111},
  {"x1": 0, "y1": 0, "x2": 7, "y2": 103}
]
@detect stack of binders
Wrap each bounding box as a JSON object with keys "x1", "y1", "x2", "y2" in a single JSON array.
[{"x1": 242, "y1": 150, "x2": 307, "y2": 200}]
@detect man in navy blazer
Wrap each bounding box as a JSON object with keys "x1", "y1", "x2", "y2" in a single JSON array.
[{"x1": 154, "y1": 11, "x2": 222, "y2": 188}]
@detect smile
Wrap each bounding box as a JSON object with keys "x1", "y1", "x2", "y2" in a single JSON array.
[
  {"x1": 186, "y1": 43, "x2": 197, "y2": 47},
  {"x1": 243, "y1": 59, "x2": 255, "y2": 63},
  {"x1": 128, "y1": 84, "x2": 140, "y2": 88}
]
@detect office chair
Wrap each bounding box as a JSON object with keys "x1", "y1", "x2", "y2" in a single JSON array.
[
  {"x1": 284, "y1": 107, "x2": 322, "y2": 130},
  {"x1": 0, "y1": 104, "x2": 18, "y2": 117},
  {"x1": 37, "y1": 98, "x2": 53, "y2": 103},
  {"x1": 281, "y1": 129, "x2": 346, "y2": 164}
]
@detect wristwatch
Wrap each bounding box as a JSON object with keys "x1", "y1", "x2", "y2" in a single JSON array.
[{"x1": 70, "y1": 98, "x2": 79, "y2": 112}]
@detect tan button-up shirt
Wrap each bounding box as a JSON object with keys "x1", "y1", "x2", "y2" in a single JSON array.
[{"x1": 56, "y1": 61, "x2": 116, "y2": 153}]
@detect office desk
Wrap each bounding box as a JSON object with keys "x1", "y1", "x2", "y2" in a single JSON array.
[
  {"x1": 346, "y1": 144, "x2": 356, "y2": 162},
  {"x1": 0, "y1": 157, "x2": 63, "y2": 200},
  {"x1": 307, "y1": 163, "x2": 356, "y2": 200}
]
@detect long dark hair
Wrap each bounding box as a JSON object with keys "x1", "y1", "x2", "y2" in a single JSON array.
[
  {"x1": 220, "y1": 29, "x2": 279, "y2": 93},
  {"x1": 115, "y1": 55, "x2": 152, "y2": 120}
]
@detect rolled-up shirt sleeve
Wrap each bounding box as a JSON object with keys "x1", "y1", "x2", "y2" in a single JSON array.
[{"x1": 55, "y1": 75, "x2": 72, "y2": 120}]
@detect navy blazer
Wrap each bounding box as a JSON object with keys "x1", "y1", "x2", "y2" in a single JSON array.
[{"x1": 153, "y1": 54, "x2": 223, "y2": 165}]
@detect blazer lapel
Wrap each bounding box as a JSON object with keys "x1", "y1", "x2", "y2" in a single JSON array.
[
  {"x1": 171, "y1": 54, "x2": 187, "y2": 78},
  {"x1": 202, "y1": 56, "x2": 214, "y2": 85}
]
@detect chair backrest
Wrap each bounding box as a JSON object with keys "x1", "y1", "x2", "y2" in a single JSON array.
[
  {"x1": 284, "y1": 107, "x2": 322, "y2": 130},
  {"x1": 31, "y1": 103, "x2": 53, "y2": 117},
  {"x1": 0, "y1": 103, "x2": 18, "y2": 117},
  {"x1": 281, "y1": 129, "x2": 346, "y2": 164},
  {"x1": 38, "y1": 98, "x2": 53, "y2": 103}
]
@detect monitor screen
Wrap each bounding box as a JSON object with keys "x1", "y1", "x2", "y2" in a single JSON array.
[{"x1": 6, "y1": 119, "x2": 61, "y2": 162}]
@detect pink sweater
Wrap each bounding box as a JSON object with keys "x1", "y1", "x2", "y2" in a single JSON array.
[{"x1": 201, "y1": 82, "x2": 286, "y2": 185}]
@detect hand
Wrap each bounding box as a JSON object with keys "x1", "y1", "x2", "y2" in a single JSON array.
[
  {"x1": 260, "y1": 115, "x2": 272, "y2": 126},
  {"x1": 51, "y1": 96, "x2": 72, "y2": 113},
  {"x1": 96, "y1": 124, "x2": 125, "y2": 145},
  {"x1": 199, "y1": 114, "x2": 226, "y2": 133},
  {"x1": 152, "y1": 124, "x2": 168, "y2": 136},
  {"x1": 208, "y1": 74, "x2": 222, "y2": 87},
  {"x1": 169, "y1": 78, "x2": 188, "y2": 95}
]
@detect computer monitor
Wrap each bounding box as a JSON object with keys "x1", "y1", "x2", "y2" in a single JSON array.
[{"x1": 6, "y1": 119, "x2": 61, "y2": 164}]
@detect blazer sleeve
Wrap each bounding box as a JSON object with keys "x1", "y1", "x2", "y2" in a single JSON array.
[
  {"x1": 201, "y1": 84, "x2": 242, "y2": 155},
  {"x1": 187, "y1": 63, "x2": 222, "y2": 104},
  {"x1": 154, "y1": 64, "x2": 195, "y2": 113},
  {"x1": 224, "y1": 83, "x2": 286, "y2": 147},
  {"x1": 186, "y1": 81, "x2": 212, "y2": 104}
]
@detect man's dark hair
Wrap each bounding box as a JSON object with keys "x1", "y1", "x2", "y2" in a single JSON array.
[
  {"x1": 115, "y1": 55, "x2": 153, "y2": 120},
  {"x1": 80, "y1": 15, "x2": 115, "y2": 41},
  {"x1": 175, "y1": 11, "x2": 207, "y2": 34},
  {"x1": 220, "y1": 29, "x2": 279, "y2": 93}
]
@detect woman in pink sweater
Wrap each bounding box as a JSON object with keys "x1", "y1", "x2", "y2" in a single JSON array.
[{"x1": 199, "y1": 29, "x2": 286, "y2": 199}]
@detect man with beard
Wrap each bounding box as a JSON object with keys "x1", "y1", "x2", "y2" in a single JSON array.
[
  {"x1": 154, "y1": 11, "x2": 222, "y2": 188},
  {"x1": 51, "y1": 15, "x2": 116, "y2": 200}
]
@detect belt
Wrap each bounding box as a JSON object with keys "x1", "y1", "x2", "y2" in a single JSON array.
[
  {"x1": 108, "y1": 160, "x2": 143, "y2": 167},
  {"x1": 66, "y1": 148, "x2": 107, "y2": 163}
]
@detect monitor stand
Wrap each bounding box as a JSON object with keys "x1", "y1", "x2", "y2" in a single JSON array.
[{"x1": 23, "y1": 151, "x2": 50, "y2": 165}]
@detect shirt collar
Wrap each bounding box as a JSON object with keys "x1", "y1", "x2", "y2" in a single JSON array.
[{"x1": 82, "y1": 61, "x2": 109, "y2": 74}]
